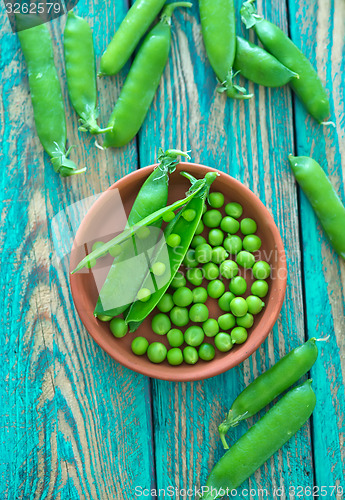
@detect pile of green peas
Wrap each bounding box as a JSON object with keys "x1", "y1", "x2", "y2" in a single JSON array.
[{"x1": 106, "y1": 191, "x2": 271, "y2": 366}]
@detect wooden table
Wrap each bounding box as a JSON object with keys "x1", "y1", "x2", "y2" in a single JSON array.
[{"x1": 1, "y1": 1, "x2": 344, "y2": 498}]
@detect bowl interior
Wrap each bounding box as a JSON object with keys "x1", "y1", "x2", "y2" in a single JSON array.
[{"x1": 70, "y1": 163, "x2": 287, "y2": 381}]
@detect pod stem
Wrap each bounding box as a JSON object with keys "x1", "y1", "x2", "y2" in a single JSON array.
[
  {"x1": 218, "y1": 70, "x2": 253, "y2": 100},
  {"x1": 161, "y1": 2, "x2": 192, "y2": 23},
  {"x1": 321, "y1": 121, "x2": 336, "y2": 128},
  {"x1": 218, "y1": 409, "x2": 247, "y2": 450},
  {"x1": 240, "y1": 0, "x2": 263, "y2": 29},
  {"x1": 50, "y1": 144, "x2": 85, "y2": 177},
  {"x1": 78, "y1": 113, "x2": 113, "y2": 135},
  {"x1": 156, "y1": 147, "x2": 191, "y2": 176}
]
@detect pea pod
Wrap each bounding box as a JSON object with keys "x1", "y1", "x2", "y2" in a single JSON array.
[
  {"x1": 199, "y1": 0, "x2": 251, "y2": 100},
  {"x1": 99, "y1": 0, "x2": 167, "y2": 77},
  {"x1": 103, "y1": 2, "x2": 192, "y2": 148},
  {"x1": 125, "y1": 171, "x2": 218, "y2": 331},
  {"x1": 71, "y1": 175, "x2": 206, "y2": 274},
  {"x1": 240, "y1": 0, "x2": 330, "y2": 123},
  {"x1": 218, "y1": 338, "x2": 318, "y2": 449},
  {"x1": 234, "y1": 36, "x2": 298, "y2": 87},
  {"x1": 202, "y1": 380, "x2": 316, "y2": 499},
  {"x1": 289, "y1": 155, "x2": 345, "y2": 260},
  {"x1": 64, "y1": 11, "x2": 111, "y2": 135},
  {"x1": 17, "y1": 21, "x2": 83, "y2": 176},
  {"x1": 94, "y1": 149, "x2": 190, "y2": 318}
]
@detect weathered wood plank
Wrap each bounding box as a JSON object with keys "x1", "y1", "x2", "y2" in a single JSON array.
[
  {"x1": 138, "y1": 0, "x2": 314, "y2": 496},
  {"x1": 0, "y1": 1, "x2": 155, "y2": 498},
  {"x1": 288, "y1": 0, "x2": 345, "y2": 495}
]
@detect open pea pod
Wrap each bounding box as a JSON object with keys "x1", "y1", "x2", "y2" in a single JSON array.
[{"x1": 125, "y1": 171, "x2": 219, "y2": 332}]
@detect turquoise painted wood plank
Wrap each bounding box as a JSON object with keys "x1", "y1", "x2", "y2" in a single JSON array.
[
  {"x1": 288, "y1": 0, "x2": 345, "y2": 494},
  {"x1": 138, "y1": 0, "x2": 314, "y2": 495},
  {"x1": 0, "y1": 1, "x2": 155, "y2": 498}
]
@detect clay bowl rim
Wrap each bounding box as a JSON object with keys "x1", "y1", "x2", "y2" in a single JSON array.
[{"x1": 69, "y1": 162, "x2": 287, "y2": 382}]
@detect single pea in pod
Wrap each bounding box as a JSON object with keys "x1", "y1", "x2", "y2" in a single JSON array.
[
  {"x1": 218, "y1": 338, "x2": 318, "y2": 449},
  {"x1": 104, "y1": 2, "x2": 192, "y2": 148},
  {"x1": 64, "y1": 11, "x2": 111, "y2": 135},
  {"x1": 17, "y1": 21, "x2": 83, "y2": 177}
]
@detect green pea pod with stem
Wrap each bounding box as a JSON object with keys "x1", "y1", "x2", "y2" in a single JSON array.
[
  {"x1": 234, "y1": 36, "x2": 299, "y2": 87},
  {"x1": 289, "y1": 155, "x2": 345, "y2": 260},
  {"x1": 99, "y1": 0, "x2": 167, "y2": 77},
  {"x1": 202, "y1": 380, "x2": 316, "y2": 499},
  {"x1": 219, "y1": 338, "x2": 318, "y2": 449},
  {"x1": 17, "y1": 20, "x2": 83, "y2": 177},
  {"x1": 125, "y1": 171, "x2": 218, "y2": 332},
  {"x1": 103, "y1": 2, "x2": 192, "y2": 148},
  {"x1": 71, "y1": 174, "x2": 205, "y2": 274},
  {"x1": 199, "y1": 0, "x2": 251, "y2": 100},
  {"x1": 94, "y1": 148, "x2": 190, "y2": 317},
  {"x1": 240, "y1": 0, "x2": 331, "y2": 123},
  {"x1": 64, "y1": 11, "x2": 111, "y2": 135}
]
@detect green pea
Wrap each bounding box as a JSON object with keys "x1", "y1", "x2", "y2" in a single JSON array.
[
  {"x1": 225, "y1": 202, "x2": 243, "y2": 219},
  {"x1": 202, "y1": 204, "x2": 207, "y2": 214},
  {"x1": 189, "y1": 303, "x2": 209, "y2": 323},
  {"x1": 167, "y1": 328, "x2": 184, "y2": 347},
  {"x1": 231, "y1": 326, "x2": 248, "y2": 344},
  {"x1": 162, "y1": 210, "x2": 175, "y2": 222},
  {"x1": 246, "y1": 295, "x2": 265, "y2": 314},
  {"x1": 152, "y1": 262, "x2": 166, "y2": 276},
  {"x1": 183, "y1": 346, "x2": 199, "y2": 365},
  {"x1": 195, "y1": 220, "x2": 204, "y2": 235},
  {"x1": 157, "y1": 293, "x2": 174, "y2": 313},
  {"x1": 137, "y1": 226, "x2": 151, "y2": 239},
  {"x1": 230, "y1": 297, "x2": 248, "y2": 317},
  {"x1": 219, "y1": 260, "x2": 238, "y2": 279},
  {"x1": 92, "y1": 241, "x2": 105, "y2": 253},
  {"x1": 182, "y1": 208, "x2": 197, "y2": 222},
  {"x1": 166, "y1": 233, "x2": 181, "y2": 248},
  {"x1": 240, "y1": 218, "x2": 257, "y2": 235},
  {"x1": 243, "y1": 234, "x2": 262, "y2": 252},
  {"x1": 229, "y1": 276, "x2": 247, "y2": 295},
  {"x1": 220, "y1": 216, "x2": 240, "y2": 234},
  {"x1": 109, "y1": 244, "x2": 122, "y2": 257},
  {"x1": 173, "y1": 287, "x2": 193, "y2": 307},
  {"x1": 110, "y1": 317, "x2": 128, "y2": 338},
  {"x1": 185, "y1": 325, "x2": 205, "y2": 346},
  {"x1": 218, "y1": 291, "x2": 236, "y2": 312},
  {"x1": 186, "y1": 268, "x2": 203, "y2": 286},
  {"x1": 218, "y1": 313, "x2": 236, "y2": 330},
  {"x1": 195, "y1": 243, "x2": 213, "y2": 263},
  {"x1": 191, "y1": 235, "x2": 207, "y2": 248},
  {"x1": 252, "y1": 261, "x2": 271, "y2": 279},
  {"x1": 137, "y1": 288, "x2": 151, "y2": 302},
  {"x1": 131, "y1": 336, "x2": 149, "y2": 355},
  {"x1": 203, "y1": 209, "x2": 222, "y2": 228},
  {"x1": 193, "y1": 287, "x2": 208, "y2": 304},
  {"x1": 86, "y1": 258, "x2": 96, "y2": 269},
  {"x1": 97, "y1": 314, "x2": 113, "y2": 322},
  {"x1": 224, "y1": 235, "x2": 243, "y2": 254},
  {"x1": 170, "y1": 271, "x2": 186, "y2": 289},
  {"x1": 202, "y1": 318, "x2": 219, "y2": 337},
  {"x1": 152, "y1": 313, "x2": 171, "y2": 335},
  {"x1": 207, "y1": 280, "x2": 225, "y2": 299},
  {"x1": 211, "y1": 246, "x2": 229, "y2": 264},
  {"x1": 167, "y1": 347, "x2": 184, "y2": 366},
  {"x1": 183, "y1": 249, "x2": 198, "y2": 268},
  {"x1": 236, "y1": 251, "x2": 255, "y2": 269},
  {"x1": 208, "y1": 228, "x2": 224, "y2": 246},
  {"x1": 209, "y1": 192, "x2": 225, "y2": 208},
  {"x1": 214, "y1": 332, "x2": 233, "y2": 352},
  {"x1": 236, "y1": 313, "x2": 254, "y2": 328},
  {"x1": 170, "y1": 306, "x2": 190, "y2": 327},
  {"x1": 203, "y1": 262, "x2": 220, "y2": 280},
  {"x1": 147, "y1": 342, "x2": 167, "y2": 363},
  {"x1": 199, "y1": 343, "x2": 216, "y2": 361},
  {"x1": 251, "y1": 280, "x2": 269, "y2": 298}
]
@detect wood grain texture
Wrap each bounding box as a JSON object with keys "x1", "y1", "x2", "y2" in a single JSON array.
[
  {"x1": 288, "y1": 0, "x2": 345, "y2": 495},
  {"x1": 0, "y1": 1, "x2": 155, "y2": 498},
  {"x1": 0, "y1": 0, "x2": 344, "y2": 498}
]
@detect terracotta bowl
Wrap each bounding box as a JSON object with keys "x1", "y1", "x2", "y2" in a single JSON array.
[{"x1": 70, "y1": 163, "x2": 287, "y2": 381}]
